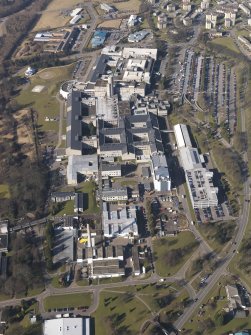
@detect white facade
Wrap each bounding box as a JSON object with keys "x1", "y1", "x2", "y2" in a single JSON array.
[
  {"x1": 100, "y1": 3, "x2": 114, "y2": 12},
  {"x1": 151, "y1": 153, "x2": 171, "y2": 192},
  {"x1": 102, "y1": 189, "x2": 128, "y2": 201},
  {"x1": 101, "y1": 165, "x2": 121, "y2": 177},
  {"x1": 173, "y1": 123, "x2": 192, "y2": 148},
  {"x1": 122, "y1": 47, "x2": 158, "y2": 60},
  {"x1": 70, "y1": 15, "x2": 82, "y2": 25},
  {"x1": 70, "y1": 8, "x2": 82, "y2": 17}
]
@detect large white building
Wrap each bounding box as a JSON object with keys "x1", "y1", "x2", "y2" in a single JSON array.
[
  {"x1": 174, "y1": 124, "x2": 218, "y2": 208},
  {"x1": 151, "y1": 153, "x2": 171, "y2": 192},
  {"x1": 122, "y1": 47, "x2": 158, "y2": 60},
  {"x1": 43, "y1": 317, "x2": 90, "y2": 335},
  {"x1": 67, "y1": 155, "x2": 98, "y2": 185}
]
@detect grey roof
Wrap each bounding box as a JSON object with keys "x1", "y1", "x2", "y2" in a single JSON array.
[
  {"x1": 51, "y1": 192, "x2": 75, "y2": 198},
  {"x1": 132, "y1": 246, "x2": 140, "y2": 273},
  {"x1": 0, "y1": 234, "x2": 8, "y2": 251},
  {"x1": 89, "y1": 54, "x2": 110, "y2": 84},
  {"x1": 102, "y1": 163, "x2": 121, "y2": 171},
  {"x1": 75, "y1": 193, "x2": 84, "y2": 209},
  {"x1": 67, "y1": 90, "x2": 83, "y2": 152},
  {"x1": 102, "y1": 188, "x2": 128, "y2": 198}
]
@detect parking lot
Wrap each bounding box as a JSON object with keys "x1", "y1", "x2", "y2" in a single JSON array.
[
  {"x1": 194, "y1": 203, "x2": 230, "y2": 223},
  {"x1": 175, "y1": 51, "x2": 237, "y2": 137}
]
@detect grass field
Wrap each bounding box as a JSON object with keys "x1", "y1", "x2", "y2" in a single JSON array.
[
  {"x1": 98, "y1": 19, "x2": 122, "y2": 29},
  {"x1": 93, "y1": 291, "x2": 151, "y2": 335},
  {"x1": 0, "y1": 184, "x2": 10, "y2": 199},
  {"x1": 76, "y1": 181, "x2": 100, "y2": 214},
  {"x1": 15, "y1": 64, "x2": 74, "y2": 141},
  {"x1": 56, "y1": 200, "x2": 74, "y2": 216},
  {"x1": 44, "y1": 293, "x2": 92, "y2": 311},
  {"x1": 33, "y1": 0, "x2": 82, "y2": 31},
  {"x1": 94, "y1": 0, "x2": 141, "y2": 12},
  {"x1": 211, "y1": 37, "x2": 240, "y2": 54},
  {"x1": 184, "y1": 277, "x2": 251, "y2": 335},
  {"x1": 153, "y1": 231, "x2": 198, "y2": 277}
]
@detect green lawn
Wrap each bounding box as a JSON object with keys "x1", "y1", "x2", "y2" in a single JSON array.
[
  {"x1": 183, "y1": 182, "x2": 196, "y2": 222},
  {"x1": 56, "y1": 200, "x2": 75, "y2": 216},
  {"x1": 211, "y1": 37, "x2": 240, "y2": 54},
  {"x1": 153, "y1": 231, "x2": 199, "y2": 277},
  {"x1": 76, "y1": 181, "x2": 99, "y2": 214},
  {"x1": 93, "y1": 291, "x2": 151, "y2": 335},
  {"x1": 0, "y1": 184, "x2": 10, "y2": 199},
  {"x1": 184, "y1": 277, "x2": 251, "y2": 335},
  {"x1": 197, "y1": 221, "x2": 236, "y2": 254},
  {"x1": 15, "y1": 64, "x2": 75, "y2": 141},
  {"x1": 44, "y1": 293, "x2": 92, "y2": 311}
]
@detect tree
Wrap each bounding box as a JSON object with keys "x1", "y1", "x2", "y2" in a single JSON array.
[{"x1": 215, "y1": 311, "x2": 225, "y2": 326}]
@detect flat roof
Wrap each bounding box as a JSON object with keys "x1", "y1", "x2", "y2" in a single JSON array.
[
  {"x1": 44, "y1": 318, "x2": 90, "y2": 335},
  {"x1": 89, "y1": 54, "x2": 109, "y2": 84}
]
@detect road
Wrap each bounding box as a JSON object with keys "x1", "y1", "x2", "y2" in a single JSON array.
[{"x1": 174, "y1": 105, "x2": 251, "y2": 332}]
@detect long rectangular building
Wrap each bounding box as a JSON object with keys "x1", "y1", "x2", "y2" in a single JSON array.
[{"x1": 174, "y1": 124, "x2": 218, "y2": 208}]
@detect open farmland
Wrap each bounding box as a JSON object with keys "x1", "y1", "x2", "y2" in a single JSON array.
[{"x1": 15, "y1": 64, "x2": 74, "y2": 143}]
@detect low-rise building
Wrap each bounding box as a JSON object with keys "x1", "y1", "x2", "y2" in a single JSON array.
[
  {"x1": 0, "y1": 221, "x2": 8, "y2": 253},
  {"x1": 43, "y1": 317, "x2": 90, "y2": 335},
  {"x1": 91, "y1": 30, "x2": 107, "y2": 48},
  {"x1": 128, "y1": 30, "x2": 149, "y2": 43},
  {"x1": 151, "y1": 153, "x2": 171, "y2": 192},
  {"x1": 102, "y1": 202, "x2": 138, "y2": 237},
  {"x1": 74, "y1": 193, "x2": 85, "y2": 213},
  {"x1": 226, "y1": 285, "x2": 246, "y2": 312},
  {"x1": 102, "y1": 188, "x2": 128, "y2": 201},
  {"x1": 157, "y1": 13, "x2": 168, "y2": 29},
  {"x1": 51, "y1": 192, "x2": 75, "y2": 202},
  {"x1": 100, "y1": 3, "x2": 115, "y2": 13},
  {"x1": 70, "y1": 14, "x2": 82, "y2": 25},
  {"x1": 90, "y1": 258, "x2": 124, "y2": 278},
  {"x1": 70, "y1": 7, "x2": 83, "y2": 17},
  {"x1": 67, "y1": 155, "x2": 98, "y2": 185},
  {"x1": 0, "y1": 252, "x2": 7, "y2": 280},
  {"x1": 239, "y1": 4, "x2": 250, "y2": 16},
  {"x1": 101, "y1": 163, "x2": 121, "y2": 177},
  {"x1": 128, "y1": 15, "x2": 139, "y2": 26}
]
